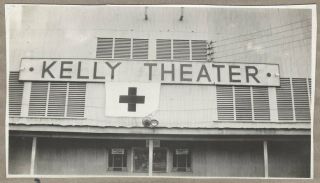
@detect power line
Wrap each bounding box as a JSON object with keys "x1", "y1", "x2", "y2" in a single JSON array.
[
  {"x1": 214, "y1": 24, "x2": 311, "y2": 48},
  {"x1": 215, "y1": 18, "x2": 311, "y2": 43},
  {"x1": 214, "y1": 30, "x2": 311, "y2": 55},
  {"x1": 213, "y1": 37, "x2": 311, "y2": 60}
]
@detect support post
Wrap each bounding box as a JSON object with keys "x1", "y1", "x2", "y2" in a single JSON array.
[
  {"x1": 148, "y1": 139, "x2": 153, "y2": 176},
  {"x1": 30, "y1": 137, "x2": 37, "y2": 175},
  {"x1": 263, "y1": 140, "x2": 269, "y2": 178}
]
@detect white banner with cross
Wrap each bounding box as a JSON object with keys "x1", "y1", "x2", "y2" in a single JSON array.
[{"x1": 105, "y1": 82, "x2": 161, "y2": 117}]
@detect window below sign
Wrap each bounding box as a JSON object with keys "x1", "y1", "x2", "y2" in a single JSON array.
[
  {"x1": 172, "y1": 149, "x2": 191, "y2": 172},
  {"x1": 108, "y1": 148, "x2": 127, "y2": 171}
]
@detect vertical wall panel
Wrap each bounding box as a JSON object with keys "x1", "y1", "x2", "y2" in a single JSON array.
[
  {"x1": 252, "y1": 87, "x2": 270, "y2": 120},
  {"x1": 268, "y1": 141, "x2": 310, "y2": 178},
  {"x1": 308, "y1": 78, "x2": 312, "y2": 102},
  {"x1": 9, "y1": 72, "x2": 24, "y2": 116},
  {"x1": 192, "y1": 141, "x2": 264, "y2": 177},
  {"x1": 156, "y1": 39, "x2": 172, "y2": 60},
  {"x1": 292, "y1": 78, "x2": 310, "y2": 120},
  {"x1": 276, "y1": 78, "x2": 294, "y2": 120},
  {"x1": 9, "y1": 136, "x2": 33, "y2": 174},
  {"x1": 235, "y1": 86, "x2": 252, "y2": 120},
  {"x1": 216, "y1": 86, "x2": 234, "y2": 120},
  {"x1": 35, "y1": 138, "x2": 108, "y2": 175},
  {"x1": 28, "y1": 82, "x2": 48, "y2": 117},
  {"x1": 96, "y1": 38, "x2": 113, "y2": 58}
]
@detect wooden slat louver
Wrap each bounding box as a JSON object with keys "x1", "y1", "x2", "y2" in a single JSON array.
[
  {"x1": 308, "y1": 78, "x2": 312, "y2": 102},
  {"x1": 9, "y1": 72, "x2": 24, "y2": 116},
  {"x1": 216, "y1": 86, "x2": 234, "y2": 120},
  {"x1": 235, "y1": 86, "x2": 252, "y2": 120},
  {"x1": 96, "y1": 38, "x2": 113, "y2": 58},
  {"x1": 47, "y1": 82, "x2": 67, "y2": 117},
  {"x1": 114, "y1": 38, "x2": 131, "y2": 59},
  {"x1": 156, "y1": 39, "x2": 172, "y2": 60},
  {"x1": 173, "y1": 40, "x2": 190, "y2": 60},
  {"x1": 292, "y1": 78, "x2": 310, "y2": 121},
  {"x1": 252, "y1": 87, "x2": 270, "y2": 120},
  {"x1": 276, "y1": 78, "x2": 294, "y2": 120},
  {"x1": 28, "y1": 82, "x2": 48, "y2": 117},
  {"x1": 191, "y1": 40, "x2": 207, "y2": 60},
  {"x1": 66, "y1": 82, "x2": 86, "y2": 118},
  {"x1": 132, "y1": 39, "x2": 148, "y2": 59}
]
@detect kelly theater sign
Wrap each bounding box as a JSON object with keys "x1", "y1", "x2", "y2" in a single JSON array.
[{"x1": 19, "y1": 58, "x2": 280, "y2": 86}]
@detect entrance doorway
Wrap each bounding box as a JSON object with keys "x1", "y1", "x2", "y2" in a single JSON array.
[{"x1": 133, "y1": 147, "x2": 167, "y2": 173}]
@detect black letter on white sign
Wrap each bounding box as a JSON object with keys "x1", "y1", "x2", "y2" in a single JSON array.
[
  {"x1": 245, "y1": 66, "x2": 260, "y2": 83},
  {"x1": 41, "y1": 61, "x2": 56, "y2": 78}
]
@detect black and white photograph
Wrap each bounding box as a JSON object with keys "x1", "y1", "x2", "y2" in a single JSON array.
[{"x1": 5, "y1": 4, "x2": 317, "y2": 178}]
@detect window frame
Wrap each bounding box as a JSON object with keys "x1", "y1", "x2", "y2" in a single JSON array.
[
  {"x1": 172, "y1": 148, "x2": 192, "y2": 172},
  {"x1": 107, "y1": 148, "x2": 128, "y2": 172}
]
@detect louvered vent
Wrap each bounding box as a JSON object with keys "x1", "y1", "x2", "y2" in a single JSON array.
[
  {"x1": 308, "y1": 78, "x2": 312, "y2": 102},
  {"x1": 292, "y1": 78, "x2": 310, "y2": 120},
  {"x1": 132, "y1": 39, "x2": 148, "y2": 59},
  {"x1": 234, "y1": 86, "x2": 252, "y2": 120},
  {"x1": 173, "y1": 40, "x2": 190, "y2": 60},
  {"x1": 114, "y1": 38, "x2": 131, "y2": 59},
  {"x1": 9, "y1": 72, "x2": 24, "y2": 116},
  {"x1": 156, "y1": 39, "x2": 172, "y2": 60},
  {"x1": 47, "y1": 82, "x2": 67, "y2": 117},
  {"x1": 96, "y1": 38, "x2": 113, "y2": 58},
  {"x1": 216, "y1": 86, "x2": 234, "y2": 120},
  {"x1": 191, "y1": 40, "x2": 207, "y2": 60},
  {"x1": 276, "y1": 78, "x2": 294, "y2": 120},
  {"x1": 28, "y1": 82, "x2": 48, "y2": 117},
  {"x1": 252, "y1": 87, "x2": 270, "y2": 120},
  {"x1": 66, "y1": 82, "x2": 86, "y2": 117}
]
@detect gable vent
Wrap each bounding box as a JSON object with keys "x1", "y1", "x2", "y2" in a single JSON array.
[
  {"x1": 292, "y1": 78, "x2": 310, "y2": 121},
  {"x1": 276, "y1": 78, "x2": 294, "y2": 120},
  {"x1": 308, "y1": 78, "x2": 312, "y2": 102},
  {"x1": 132, "y1": 39, "x2": 148, "y2": 59},
  {"x1": 191, "y1": 40, "x2": 207, "y2": 60},
  {"x1": 173, "y1": 40, "x2": 190, "y2": 60},
  {"x1": 66, "y1": 82, "x2": 86, "y2": 118},
  {"x1": 114, "y1": 38, "x2": 131, "y2": 59},
  {"x1": 47, "y1": 82, "x2": 67, "y2": 117},
  {"x1": 235, "y1": 86, "x2": 252, "y2": 120},
  {"x1": 9, "y1": 72, "x2": 24, "y2": 116},
  {"x1": 252, "y1": 87, "x2": 270, "y2": 120},
  {"x1": 96, "y1": 38, "x2": 113, "y2": 58},
  {"x1": 28, "y1": 82, "x2": 48, "y2": 117},
  {"x1": 156, "y1": 39, "x2": 172, "y2": 60},
  {"x1": 216, "y1": 86, "x2": 234, "y2": 120}
]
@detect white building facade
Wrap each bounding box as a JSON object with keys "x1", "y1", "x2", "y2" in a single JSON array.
[{"x1": 7, "y1": 5, "x2": 313, "y2": 178}]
